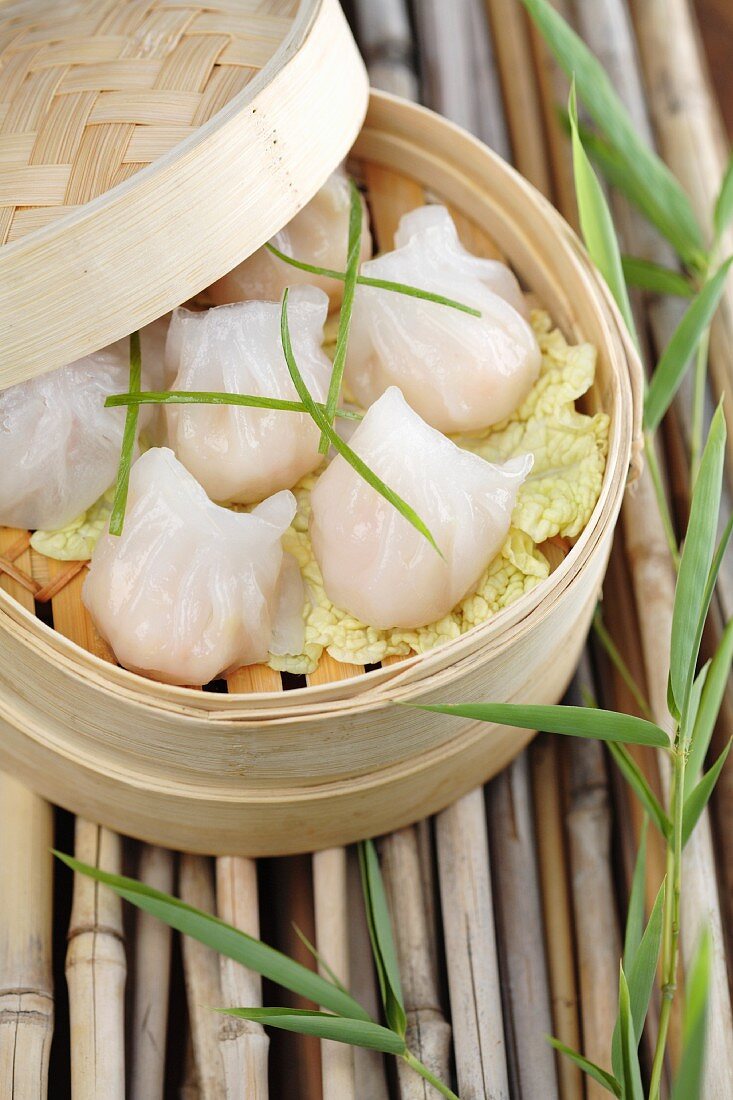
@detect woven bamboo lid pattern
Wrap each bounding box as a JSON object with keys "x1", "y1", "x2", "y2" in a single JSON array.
[{"x1": 0, "y1": 0, "x2": 368, "y2": 387}]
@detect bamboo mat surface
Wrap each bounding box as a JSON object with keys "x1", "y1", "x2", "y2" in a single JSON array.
[{"x1": 1, "y1": 1, "x2": 733, "y2": 1097}]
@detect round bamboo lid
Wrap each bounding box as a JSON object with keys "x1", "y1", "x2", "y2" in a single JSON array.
[{"x1": 0, "y1": 0, "x2": 368, "y2": 388}]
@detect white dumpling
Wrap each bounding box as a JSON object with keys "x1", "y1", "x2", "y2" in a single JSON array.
[
  {"x1": 345, "y1": 205, "x2": 541, "y2": 433},
  {"x1": 0, "y1": 323, "x2": 167, "y2": 531},
  {"x1": 83, "y1": 448, "x2": 303, "y2": 686},
  {"x1": 165, "y1": 287, "x2": 331, "y2": 504},
  {"x1": 205, "y1": 167, "x2": 373, "y2": 309},
  {"x1": 310, "y1": 387, "x2": 532, "y2": 630}
]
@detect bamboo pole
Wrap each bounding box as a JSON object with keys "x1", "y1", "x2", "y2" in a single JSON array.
[
  {"x1": 380, "y1": 827, "x2": 452, "y2": 1098},
  {"x1": 487, "y1": 756, "x2": 559, "y2": 1098},
  {"x1": 351, "y1": 0, "x2": 418, "y2": 101},
  {"x1": 215, "y1": 856, "x2": 269, "y2": 1100},
  {"x1": 436, "y1": 790, "x2": 510, "y2": 1100},
  {"x1": 306, "y1": 654, "x2": 359, "y2": 1100},
  {"x1": 219, "y1": 665, "x2": 274, "y2": 1100},
  {"x1": 529, "y1": 737, "x2": 583, "y2": 1100},
  {"x1": 66, "y1": 821, "x2": 126, "y2": 1100},
  {"x1": 565, "y1": 725, "x2": 622, "y2": 1100},
  {"x1": 180, "y1": 854, "x2": 225, "y2": 1100},
  {"x1": 130, "y1": 845, "x2": 174, "y2": 1100},
  {"x1": 346, "y1": 849, "x2": 390, "y2": 1100},
  {"x1": 0, "y1": 531, "x2": 54, "y2": 1100}
]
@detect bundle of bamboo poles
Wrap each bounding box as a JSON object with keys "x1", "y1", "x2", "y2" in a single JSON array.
[{"x1": 1, "y1": 0, "x2": 732, "y2": 1096}]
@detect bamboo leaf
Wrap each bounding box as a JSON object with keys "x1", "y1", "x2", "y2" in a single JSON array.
[
  {"x1": 409, "y1": 703, "x2": 669, "y2": 747},
  {"x1": 280, "y1": 290, "x2": 442, "y2": 556},
  {"x1": 568, "y1": 83, "x2": 637, "y2": 344},
  {"x1": 522, "y1": 0, "x2": 704, "y2": 265},
  {"x1": 219, "y1": 1008, "x2": 406, "y2": 1054},
  {"x1": 109, "y1": 331, "x2": 141, "y2": 536},
  {"x1": 608, "y1": 745, "x2": 670, "y2": 836},
  {"x1": 644, "y1": 260, "x2": 733, "y2": 431},
  {"x1": 714, "y1": 153, "x2": 733, "y2": 243},
  {"x1": 670, "y1": 930, "x2": 711, "y2": 1100},
  {"x1": 682, "y1": 740, "x2": 732, "y2": 847},
  {"x1": 612, "y1": 879, "x2": 666, "y2": 1074},
  {"x1": 358, "y1": 840, "x2": 406, "y2": 1038},
  {"x1": 54, "y1": 853, "x2": 371, "y2": 1022},
  {"x1": 320, "y1": 179, "x2": 363, "y2": 452},
  {"x1": 624, "y1": 818, "x2": 648, "y2": 970},
  {"x1": 621, "y1": 256, "x2": 694, "y2": 299},
  {"x1": 106, "y1": 390, "x2": 362, "y2": 421},
  {"x1": 617, "y1": 966, "x2": 644, "y2": 1100},
  {"x1": 547, "y1": 1038, "x2": 621, "y2": 1096},
  {"x1": 265, "y1": 242, "x2": 481, "y2": 317},
  {"x1": 291, "y1": 923, "x2": 350, "y2": 996},
  {"x1": 669, "y1": 404, "x2": 728, "y2": 718},
  {"x1": 593, "y1": 608, "x2": 653, "y2": 721},
  {"x1": 683, "y1": 660, "x2": 711, "y2": 766},
  {"x1": 687, "y1": 611, "x2": 733, "y2": 792}
]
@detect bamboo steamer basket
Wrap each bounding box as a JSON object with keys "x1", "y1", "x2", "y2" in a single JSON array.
[{"x1": 0, "y1": 0, "x2": 643, "y2": 855}]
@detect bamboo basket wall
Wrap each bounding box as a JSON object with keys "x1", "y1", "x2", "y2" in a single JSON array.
[{"x1": 0, "y1": 88, "x2": 642, "y2": 853}]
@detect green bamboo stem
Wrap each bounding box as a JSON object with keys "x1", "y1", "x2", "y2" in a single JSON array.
[{"x1": 402, "y1": 1050, "x2": 461, "y2": 1099}]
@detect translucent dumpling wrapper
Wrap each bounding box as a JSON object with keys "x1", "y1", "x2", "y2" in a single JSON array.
[
  {"x1": 0, "y1": 323, "x2": 167, "y2": 531},
  {"x1": 83, "y1": 448, "x2": 304, "y2": 686},
  {"x1": 205, "y1": 167, "x2": 373, "y2": 309},
  {"x1": 310, "y1": 387, "x2": 532, "y2": 630},
  {"x1": 165, "y1": 287, "x2": 332, "y2": 504},
  {"x1": 345, "y1": 205, "x2": 542, "y2": 433}
]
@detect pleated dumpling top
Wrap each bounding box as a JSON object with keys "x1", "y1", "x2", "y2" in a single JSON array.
[
  {"x1": 165, "y1": 287, "x2": 332, "y2": 504},
  {"x1": 83, "y1": 448, "x2": 304, "y2": 686},
  {"x1": 310, "y1": 387, "x2": 532, "y2": 630},
  {"x1": 345, "y1": 205, "x2": 541, "y2": 433}
]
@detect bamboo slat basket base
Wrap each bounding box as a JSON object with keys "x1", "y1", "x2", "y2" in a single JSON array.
[{"x1": 0, "y1": 92, "x2": 642, "y2": 855}]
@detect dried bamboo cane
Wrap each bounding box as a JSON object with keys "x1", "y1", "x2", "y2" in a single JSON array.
[
  {"x1": 564, "y1": 676, "x2": 622, "y2": 1100},
  {"x1": 487, "y1": 756, "x2": 559, "y2": 1098},
  {"x1": 218, "y1": 664, "x2": 274, "y2": 1100},
  {"x1": 380, "y1": 827, "x2": 452, "y2": 1098},
  {"x1": 39, "y1": 560, "x2": 126, "y2": 1099},
  {"x1": 306, "y1": 654, "x2": 360, "y2": 1100},
  {"x1": 351, "y1": 0, "x2": 418, "y2": 101},
  {"x1": 436, "y1": 790, "x2": 510, "y2": 1100},
  {"x1": 66, "y1": 820, "x2": 126, "y2": 1100},
  {"x1": 411, "y1": 0, "x2": 511, "y2": 156},
  {"x1": 179, "y1": 854, "x2": 225, "y2": 1100},
  {"x1": 0, "y1": 531, "x2": 54, "y2": 1100},
  {"x1": 529, "y1": 737, "x2": 584, "y2": 1100},
  {"x1": 130, "y1": 845, "x2": 174, "y2": 1100},
  {"x1": 346, "y1": 849, "x2": 390, "y2": 1100},
  {"x1": 630, "y1": 0, "x2": 733, "y2": 477}
]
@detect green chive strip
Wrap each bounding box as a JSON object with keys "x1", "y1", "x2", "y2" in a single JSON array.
[
  {"x1": 280, "y1": 289, "x2": 443, "y2": 557},
  {"x1": 105, "y1": 390, "x2": 363, "y2": 421},
  {"x1": 265, "y1": 242, "x2": 481, "y2": 318},
  {"x1": 109, "y1": 331, "x2": 142, "y2": 537},
  {"x1": 319, "y1": 180, "x2": 363, "y2": 453}
]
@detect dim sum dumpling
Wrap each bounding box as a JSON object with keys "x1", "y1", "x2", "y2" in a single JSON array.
[
  {"x1": 310, "y1": 387, "x2": 532, "y2": 629},
  {"x1": 345, "y1": 205, "x2": 541, "y2": 433},
  {"x1": 0, "y1": 324, "x2": 166, "y2": 531},
  {"x1": 83, "y1": 448, "x2": 303, "y2": 686},
  {"x1": 205, "y1": 168, "x2": 372, "y2": 309},
  {"x1": 165, "y1": 287, "x2": 331, "y2": 504}
]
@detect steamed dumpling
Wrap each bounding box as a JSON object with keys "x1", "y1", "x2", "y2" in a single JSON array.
[
  {"x1": 310, "y1": 387, "x2": 532, "y2": 629},
  {"x1": 83, "y1": 448, "x2": 303, "y2": 685},
  {"x1": 165, "y1": 287, "x2": 331, "y2": 504},
  {"x1": 345, "y1": 205, "x2": 541, "y2": 433},
  {"x1": 205, "y1": 167, "x2": 373, "y2": 308},
  {"x1": 0, "y1": 324, "x2": 166, "y2": 531}
]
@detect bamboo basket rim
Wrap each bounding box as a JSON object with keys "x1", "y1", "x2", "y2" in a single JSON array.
[{"x1": 0, "y1": 91, "x2": 643, "y2": 719}]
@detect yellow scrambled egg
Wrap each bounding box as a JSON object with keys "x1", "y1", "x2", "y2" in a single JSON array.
[{"x1": 31, "y1": 311, "x2": 608, "y2": 674}]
